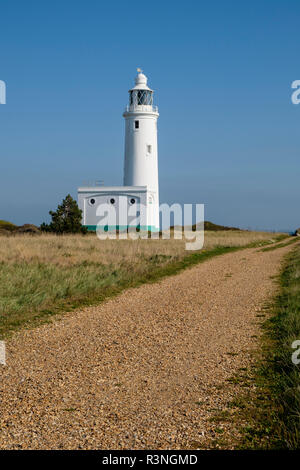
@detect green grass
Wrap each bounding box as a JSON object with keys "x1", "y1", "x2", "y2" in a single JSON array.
[
  {"x1": 261, "y1": 242, "x2": 300, "y2": 448},
  {"x1": 259, "y1": 237, "x2": 299, "y2": 252}
]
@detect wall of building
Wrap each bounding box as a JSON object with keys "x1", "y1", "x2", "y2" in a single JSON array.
[{"x1": 78, "y1": 187, "x2": 157, "y2": 231}]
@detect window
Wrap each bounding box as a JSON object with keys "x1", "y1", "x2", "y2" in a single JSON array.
[
  {"x1": 110, "y1": 198, "x2": 115, "y2": 204},
  {"x1": 147, "y1": 145, "x2": 152, "y2": 154},
  {"x1": 134, "y1": 120, "x2": 139, "y2": 129},
  {"x1": 137, "y1": 90, "x2": 152, "y2": 105},
  {"x1": 130, "y1": 198, "x2": 136, "y2": 205},
  {"x1": 130, "y1": 90, "x2": 153, "y2": 106},
  {"x1": 90, "y1": 198, "x2": 95, "y2": 205}
]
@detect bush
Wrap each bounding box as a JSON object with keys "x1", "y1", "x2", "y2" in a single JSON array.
[{"x1": 0, "y1": 220, "x2": 17, "y2": 231}]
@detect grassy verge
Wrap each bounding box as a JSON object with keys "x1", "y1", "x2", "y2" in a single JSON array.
[
  {"x1": 261, "y1": 241, "x2": 300, "y2": 448},
  {"x1": 259, "y1": 237, "x2": 299, "y2": 252},
  {"x1": 0, "y1": 233, "x2": 288, "y2": 338}
]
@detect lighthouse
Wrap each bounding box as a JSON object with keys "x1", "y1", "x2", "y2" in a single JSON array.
[
  {"x1": 123, "y1": 69, "x2": 160, "y2": 229},
  {"x1": 78, "y1": 69, "x2": 160, "y2": 232}
]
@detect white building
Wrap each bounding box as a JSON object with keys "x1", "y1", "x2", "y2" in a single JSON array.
[{"x1": 78, "y1": 69, "x2": 160, "y2": 232}]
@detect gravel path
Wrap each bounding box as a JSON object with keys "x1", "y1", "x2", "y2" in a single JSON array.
[{"x1": 0, "y1": 242, "x2": 296, "y2": 449}]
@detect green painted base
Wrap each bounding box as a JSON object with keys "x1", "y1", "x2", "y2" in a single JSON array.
[{"x1": 84, "y1": 225, "x2": 160, "y2": 232}]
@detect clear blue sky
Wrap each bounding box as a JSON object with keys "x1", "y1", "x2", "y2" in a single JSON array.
[{"x1": 0, "y1": 0, "x2": 299, "y2": 231}]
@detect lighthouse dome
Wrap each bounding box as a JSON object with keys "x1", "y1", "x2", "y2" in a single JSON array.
[
  {"x1": 135, "y1": 72, "x2": 147, "y2": 86},
  {"x1": 131, "y1": 68, "x2": 152, "y2": 91}
]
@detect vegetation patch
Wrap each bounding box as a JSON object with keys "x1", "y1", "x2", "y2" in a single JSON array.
[
  {"x1": 258, "y1": 237, "x2": 299, "y2": 252},
  {"x1": 0, "y1": 220, "x2": 18, "y2": 232},
  {"x1": 259, "y1": 242, "x2": 300, "y2": 448}
]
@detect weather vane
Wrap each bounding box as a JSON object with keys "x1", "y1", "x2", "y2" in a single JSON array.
[{"x1": 137, "y1": 67, "x2": 143, "y2": 73}]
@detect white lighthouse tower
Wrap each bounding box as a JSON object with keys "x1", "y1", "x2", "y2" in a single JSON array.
[
  {"x1": 78, "y1": 69, "x2": 160, "y2": 232},
  {"x1": 123, "y1": 69, "x2": 159, "y2": 230}
]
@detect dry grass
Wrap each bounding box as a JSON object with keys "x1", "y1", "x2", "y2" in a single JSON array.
[
  {"x1": 0, "y1": 230, "x2": 282, "y2": 266},
  {"x1": 0, "y1": 230, "x2": 286, "y2": 337}
]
